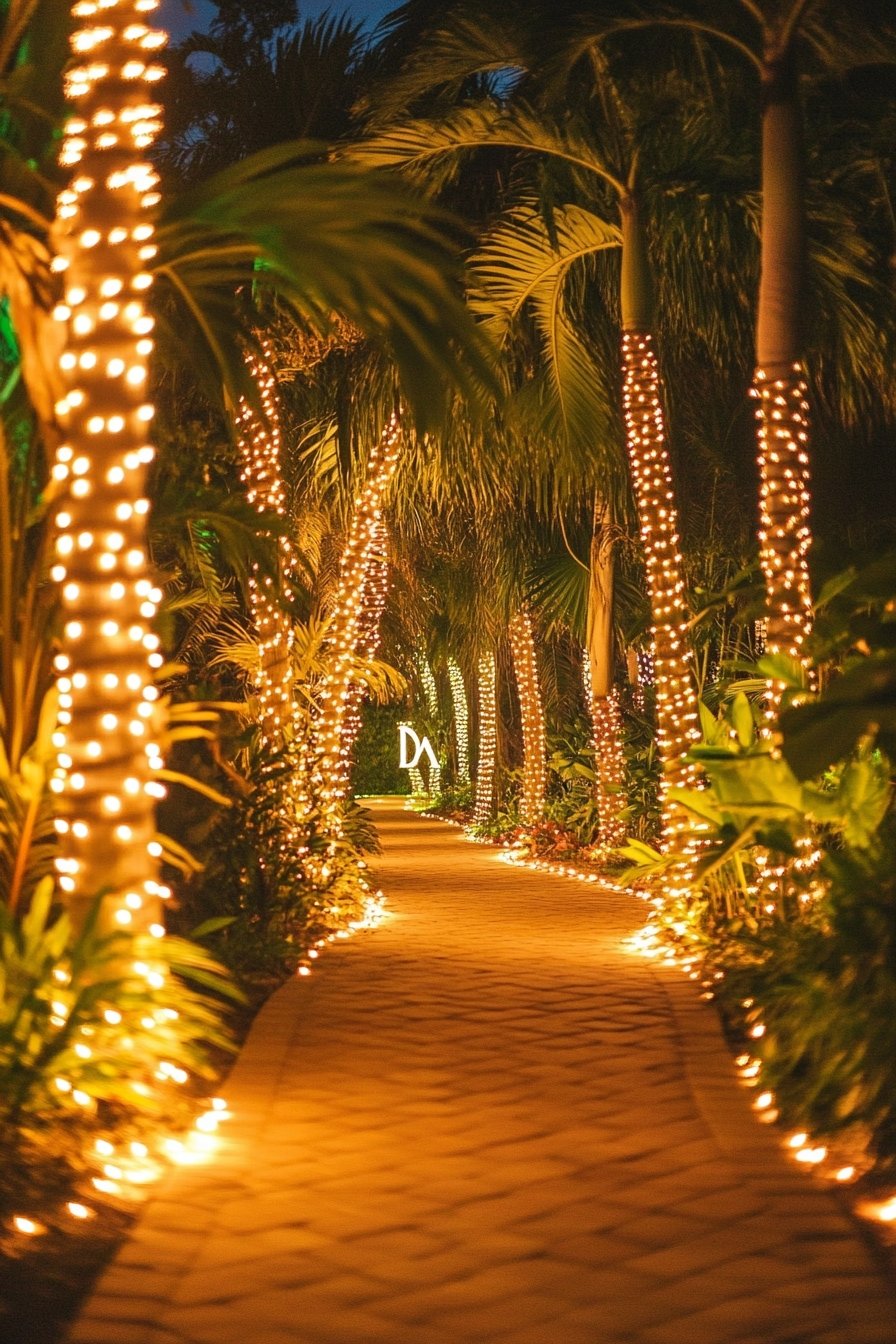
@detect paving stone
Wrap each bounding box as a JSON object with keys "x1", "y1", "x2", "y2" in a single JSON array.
[{"x1": 67, "y1": 805, "x2": 896, "y2": 1344}]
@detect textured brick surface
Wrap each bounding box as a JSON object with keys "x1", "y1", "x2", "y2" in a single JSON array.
[{"x1": 69, "y1": 804, "x2": 896, "y2": 1343}]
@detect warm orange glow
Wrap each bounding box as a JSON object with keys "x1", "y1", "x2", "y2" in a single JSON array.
[
  {"x1": 52, "y1": 0, "x2": 169, "y2": 931},
  {"x1": 236, "y1": 345, "x2": 297, "y2": 747},
  {"x1": 621, "y1": 332, "x2": 700, "y2": 854},
  {"x1": 752, "y1": 363, "x2": 813, "y2": 703},
  {"x1": 473, "y1": 650, "x2": 497, "y2": 825},
  {"x1": 343, "y1": 516, "x2": 391, "y2": 768},
  {"x1": 312, "y1": 416, "x2": 402, "y2": 816},
  {"x1": 583, "y1": 664, "x2": 626, "y2": 852},
  {"x1": 508, "y1": 611, "x2": 545, "y2": 825}
]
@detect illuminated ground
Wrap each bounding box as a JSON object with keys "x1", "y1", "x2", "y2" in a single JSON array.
[{"x1": 70, "y1": 803, "x2": 895, "y2": 1343}]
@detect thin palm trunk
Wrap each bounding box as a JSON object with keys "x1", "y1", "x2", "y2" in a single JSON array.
[
  {"x1": 342, "y1": 515, "x2": 390, "y2": 772},
  {"x1": 585, "y1": 494, "x2": 626, "y2": 850},
  {"x1": 51, "y1": 4, "x2": 169, "y2": 931},
  {"x1": 312, "y1": 415, "x2": 401, "y2": 815},
  {"x1": 237, "y1": 347, "x2": 296, "y2": 748},
  {"x1": 416, "y1": 650, "x2": 442, "y2": 795},
  {"x1": 619, "y1": 192, "x2": 700, "y2": 851},
  {"x1": 508, "y1": 610, "x2": 546, "y2": 826},
  {"x1": 754, "y1": 27, "x2": 813, "y2": 680},
  {"x1": 448, "y1": 656, "x2": 470, "y2": 785},
  {"x1": 473, "y1": 648, "x2": 497, "y2": 825}
]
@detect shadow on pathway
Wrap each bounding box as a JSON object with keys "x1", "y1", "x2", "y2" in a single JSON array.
[{"x1": 69, "y1": 803, "x2": 896, "y2": 1344}]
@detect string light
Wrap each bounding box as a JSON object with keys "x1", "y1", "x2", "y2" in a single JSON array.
[
  {"x1": 342, "y1": 516, "x2": 391, "y2": 773},
  {"x1": 448, "y1": 657, "x2": 470, "y2": 785},
  {"x1": 473, "y1": 650, "x2": 497, "y2": 826},
  {"x1": 508, "y1": 611, "x2": 545, "y2": 826},
  {"x1": 751, "y1": 363, "x2": 813, "y2": 705},
  {"x1": 311, "y1": 415, "x2": 402, "y2": 820},
  {"x1": 236, "y1": 344, "x2": 298, "y2": 748},
  {"x1": 583, "y1": 658, "x2": 627, "y2": 852},
  {"x1": 416, "y1": 651, "x2": 442, "y2": 796},
  {"x1": 621, "y1": 332, "x2": 701, "y2": 856},
  {"x1": 51, "y1": 0, "x2": 169, "y2": 933},
  {"x1": 399, "y1": 721, "x2": 426, "y2": 799}
]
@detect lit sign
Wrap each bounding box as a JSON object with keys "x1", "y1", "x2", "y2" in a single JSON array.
[{"x1": 398, "y1": 724, "x2": 439, "y2": 772}]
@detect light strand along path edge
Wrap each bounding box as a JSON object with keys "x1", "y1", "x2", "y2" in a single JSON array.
[{"x1": 68, "y1": 802, "x2": 896, "y2": 1344}]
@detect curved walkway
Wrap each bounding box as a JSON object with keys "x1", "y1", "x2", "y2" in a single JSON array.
[{"x1": 70, "y1": 804, "x2": 895, "y2": 1344}]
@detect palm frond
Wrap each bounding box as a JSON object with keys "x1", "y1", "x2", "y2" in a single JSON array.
[{"x1": 155, "y1": 142, "x2": 499, "y2": 431}]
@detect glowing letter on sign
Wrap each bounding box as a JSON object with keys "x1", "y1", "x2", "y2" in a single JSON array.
[{"x1": 399, "y1": 725, "x2": 439, "y2": 772}]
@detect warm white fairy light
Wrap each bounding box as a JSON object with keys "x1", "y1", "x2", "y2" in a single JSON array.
[
  {"x1": 751, "y1": 364, "x2": 813, "y2": 702},
  {"x1": 473, "y1": 650, "x2": 497, "y2": 826},
  {"x1": 448, "y1": 657, "x2": 470, "y2": 785},
  {"x1": 416, "y1": 651, "x2": 442, "y2": 796},
  {"x1": 583, "y1": 657, "x2": 627, "y2": 852},
  {"x1": 312, "y1": 416, "x2": 402, "y2": 818},
  {"x1": 508, "y1": 611, "x2": 545, "y2": 826},
  {"x1": 51, "y1": 0, "x2": 169, "y2": 933},
  {"x1": 621, "y1": 332, "x2": 701, "y2": 855},
  {"x1": 236, "y1": 346, "x2": 298, "y2": 748},
  {"x1": 342, "y1": 515, "x2": 391, "y2": 775}
]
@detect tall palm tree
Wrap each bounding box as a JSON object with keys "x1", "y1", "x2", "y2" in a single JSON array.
[
  {"x1": 594, "y1": 0, "x2": 896, "y2": 689},
  {"x1": 360, "y1": 98, "x2": 703, "y2": 849},
  {"x1": 47, "y1": 3, "x2": 497, "y2": 929},
  {"x1": 52, "y1": 2, "x2": 173, "y2": 933},
  {"x1": 473, "y1": 648, "x2": 497, "y2": 824}
]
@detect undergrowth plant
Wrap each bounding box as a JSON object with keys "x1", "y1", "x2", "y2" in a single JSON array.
[{"x1": 0, "y1": 880, "x2": 241, "y2": 1193}]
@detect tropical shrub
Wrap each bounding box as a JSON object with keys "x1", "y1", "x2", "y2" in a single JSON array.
[
  {"x1": 0, "y1": 881, "x2": 240, "y2": 1183},
  {"x1": 714, "y1": 814, "x2": 896, "y2": 1164},
  {"x1": 170, "y1": 733, "x2": 379, "y2": 985}
]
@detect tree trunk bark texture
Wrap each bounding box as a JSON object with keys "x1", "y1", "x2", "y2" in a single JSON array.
[
  {"x1": 754, "y1": 34, "x2": 813, "y2": 669},
  {"x1": 237, "y1": 348, "x2": 296, "y2": 749}
]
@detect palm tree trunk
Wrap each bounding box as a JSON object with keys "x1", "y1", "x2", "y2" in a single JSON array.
[
  {"x1": 415, "y1": 650, "x2": 442, "y2": 796},
  {"x1": 312, "y1": 415, "x2": 401, "y2": 814},
  {"x1": 51, "y1": 5, "x2": 169, "y2": 932},
  {"x1": 237, "y1": 347, "x2": 295, "y2": 748},
  {"x1": 754, "y1": 31, "x2": 813, "y2": 677},
  {"x1": 448, "y1": 656, "x2": 470, "y2": 785},
  {"x1": 585, "y1": 494, "x2": 626, "y2": 850},
  {"x1": 473, "y1": 649, "x2": 497, "y2": 825},
  {"x1": 342, "y1": 515, "x2": 390, "y2": 771},
  {"x1": 619, "y1": 192, "x2": 700, "y2": 851},
  {"x1": 508, "y1": 610, "x2": 546, "y2": 826}
]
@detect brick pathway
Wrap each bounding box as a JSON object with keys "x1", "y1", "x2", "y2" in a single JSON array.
[{"x1": 69, "y1": 804, "x2": 896, "y2": 1344}]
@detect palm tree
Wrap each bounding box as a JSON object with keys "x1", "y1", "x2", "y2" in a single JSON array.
[
  {"x1": 360, "y1": 99, "x2": 704, "y2": 850},
  {"x1": 508, "y1": 608, "x2": 546, "y2": 824},
  {"x1": 447, "y1": 655, "x2": 470, "y2": 784},
  {"x1": 594, "y1": 0, "x2": 896, "y2": 689},
  {"x1": 47, "y1": 2, "x2": 498, "y2": 929},
  {"x1": 310, "y1": 414, "x2": 404, "y2": 814},
  {"x1": 473, "y1": 648, "x2": 497, "y2": 824},
  {"x1": 51, "y1": 3, "x2": 173, "y2": 932}
]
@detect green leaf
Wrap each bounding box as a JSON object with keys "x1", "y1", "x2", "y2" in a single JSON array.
[
  {"x1": 730, "y1": 692, "x2": 756, "y2": 750},
  {"x1": 781, "y1": 653, "x2": 896, "y2": 779}
]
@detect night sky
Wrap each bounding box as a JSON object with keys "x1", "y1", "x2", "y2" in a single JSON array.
[{"x1": 158, "y1": 0, "x2": 398, "y2": 42}]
